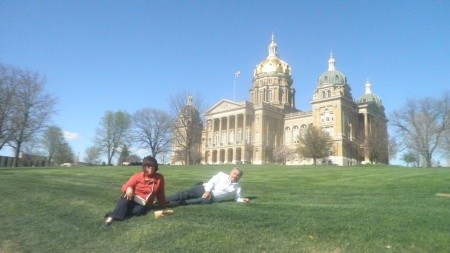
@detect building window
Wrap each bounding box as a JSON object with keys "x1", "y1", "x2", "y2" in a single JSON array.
[
  {"x1": 259, "y1": 90, "x2": 264, "y2": 102},
  {"x1": 214, "y1": 132, "x2": 219, "y2": 145},
  {"x1": 285, "y1": 127, "x2": 291, "y2": 145},
  {"x1": 301, "y1": 124, "x2": 307, "y2": 137},
  {"x1": 237, "y1": 128, "x2": 242, "y2": 143},
  {"x1": 221, "y1": 130, "x2": 227, "y2": 145},
  {"x1": 322, "y1": 91, "x2": 326, "y2": 98},
  {"x1": 268, "y1": 90, "x2": 273, "y2": 102},
  {"x1": 323, "y1": 127, "x2": 334, "y2": 136},
  {"x1": 246, "y1": 127, "x2": 251, "y2": 143},
  {"x1": 229, "y1": 129, "x2": 235, "y2": 143},
  {"x1": 327, "y1": 90, "x2": 331, "y2": 97},
  {"x1": 323, "y1": 109, "x2": 332, "y2": 122},
  {"x1": 293, "y1": 125, "x2": 299, "y2": 144}
]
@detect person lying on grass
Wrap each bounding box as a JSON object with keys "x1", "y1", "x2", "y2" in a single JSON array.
[
  {"x1": 103, "y1": 156, "x2": 166, "y2": 227},
  {"x1": 165, "y1": 167, "x2": 250, "y2": 206}
]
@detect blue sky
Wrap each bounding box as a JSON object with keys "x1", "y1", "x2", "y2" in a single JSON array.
[{"x1": 1, "y1": 0, "x2": 449, "y2": 165}]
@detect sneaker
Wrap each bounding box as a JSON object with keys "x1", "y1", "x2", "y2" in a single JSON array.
[{"x1": 102, "y1": 221, "x2": 112, "y2": 229}]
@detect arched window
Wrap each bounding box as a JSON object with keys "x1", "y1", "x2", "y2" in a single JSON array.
[
  {"x1": 221, "y1": 130, "x2": 227, "y2": 145},
  {"x1": 301, "y1": 124, "x2": 307, "y2": 137},
  {"x1": 327, "y1": 90, "x2": 331, "y2": 97},
  {"x1": 229, "y1": 129, "x2": 235, "y2": 143},
  {"x1": 322, "y1": 91, "x2": 326, "y2": 98},
  {"x1": 237, "y1": 128, "x2": 242, "y2": 143},
  {"x1": 259, "y1": 90, "x2": 264, "y2": 102},
  {"x1": 285, "y1": 127, "x2": 291, "y2": 145},
  {"x1": 293, "y1": 125, "x2": 299, "y2": 144},
  {"x1": 214, "y1": 132, "x2": 219, "y2": 145}
]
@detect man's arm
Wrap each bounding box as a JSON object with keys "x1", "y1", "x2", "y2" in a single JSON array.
[{"x1": 235, "y1": 185, "x2": 250, "y2": 203}]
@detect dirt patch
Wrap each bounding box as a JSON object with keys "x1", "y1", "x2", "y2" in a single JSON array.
[{"x1": 436, "y1": 193, "x2": 450, "y2": 198}]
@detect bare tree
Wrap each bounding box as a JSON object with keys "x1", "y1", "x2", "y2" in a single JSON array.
[
  {"x1": 131, "y1": 108, "x2": 173, "y2": 158},
  {"x1": 442, "y1": 134, "x2": 450, "y2": 160},
  {"x1": 365, "y1": 122, "x2": 389, "y2": 164},
  {"x1": 8, "y1": 67, "x2": 57, "y2": 167},
  {"x1": 390, "y1": 91, "x2": 450, "y2": 167},
  {"x1": 157, "y1": 150, "x2": 171, "y2": 165},
  {"x1": 297, "y1": 124, "x2": 332, "y2": 165},
  {"x1": 0, "y1": 64, "x2": 19, "y2": 150},
  {"x1": 94, "y1": 110, "x2": 131, "y2": 165},
  {"x1": 41, "y1": 126, "x2": 65, "y2": 166},
  {"x1": 273, "y1": 145, "x2": 294, "y2": 165},
  {"x1": 84, "y1": 146, "x2": 102, "y2": 166},
  {"x1": 169, "y1": 92, "x2": 206, "y2": 165},
  {"x1": 388, "y1": 136, "x2": 399, "y2": 161}
]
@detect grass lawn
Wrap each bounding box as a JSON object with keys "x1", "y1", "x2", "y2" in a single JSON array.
[{"x1": 1, "y1": 164, "x2": 449, "y2": 253}]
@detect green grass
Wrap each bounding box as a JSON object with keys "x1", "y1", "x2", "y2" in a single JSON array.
[{"x1": 1, "y1": 164, "x2": 449, "y2": 253}]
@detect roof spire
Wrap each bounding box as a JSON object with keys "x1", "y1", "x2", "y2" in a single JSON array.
[
  {"x1": 187, "y1": 93, "x2": 193, "y2": 105},
  {"x1": 365, "y1": 79, "x2": 372, "y2": 94},
  {"x1": 328, "y1": 52, "x2": 336, "y2": 71},
  {"x1": 267, "y1": 33, "x2": 278, "y2": 59}
]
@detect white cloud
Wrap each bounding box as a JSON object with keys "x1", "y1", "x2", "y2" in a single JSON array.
[
  {"x1": 64, "y1": 131, "x2": 80, "y2": 140},
  {"x1": 134, "y1": 149, "x2": 151, "y2": 155}
]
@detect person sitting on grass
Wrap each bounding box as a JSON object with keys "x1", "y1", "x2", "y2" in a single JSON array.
[
  {"x1": 165, "y1": 167, "x2": 250, "y2": 206},
  {"x1": 103, "y1": 156, "x2": 166, "y2": 227}
]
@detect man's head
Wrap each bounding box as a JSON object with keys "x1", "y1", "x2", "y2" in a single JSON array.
[{"x1": 229, "y1": 167, "x2": 243, "y2": 183}]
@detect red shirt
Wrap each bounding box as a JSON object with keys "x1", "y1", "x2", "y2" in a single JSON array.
[{"x1": 122, "y1": 172, "x2": 166, "y2": 208}]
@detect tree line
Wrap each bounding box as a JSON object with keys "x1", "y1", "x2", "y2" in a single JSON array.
[
  {"x1": 1, "y1": 63, "x2": 205, "y2": 167},
  {"x1": 2, "y1": 63, "x2": 449, "y2": 167}
]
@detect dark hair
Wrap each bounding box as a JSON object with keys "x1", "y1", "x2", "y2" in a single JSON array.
[{"x1": 142, "y1": 156, "x2": 158, "y2": 172}]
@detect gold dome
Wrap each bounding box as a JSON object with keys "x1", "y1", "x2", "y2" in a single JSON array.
[{"x1": 254, "y1": 34, "x2": 291, "y2": 77}]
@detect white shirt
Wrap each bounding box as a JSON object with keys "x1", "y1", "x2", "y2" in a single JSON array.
[{"x1": 203, "y1": 172, "x2": 245, "y2": 203}]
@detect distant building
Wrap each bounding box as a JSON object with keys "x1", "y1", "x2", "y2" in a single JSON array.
[
  {"x1": 0, "y1": 154, "x2": 47, "y2": 167},
  {"x1": 172, "y1": 35, "x2": 389, "y2": 166}
]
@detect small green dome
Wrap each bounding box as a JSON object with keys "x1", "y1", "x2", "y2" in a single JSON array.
[
  {"x1": 317, "y1": 54, "x2": 347, "y2": 87},
  {"x1": 357, "y1": 80, "x2": 383, "y2": 106},
  {"x1": 318, "y1": 70, "x2": 347, "y2": 87}
]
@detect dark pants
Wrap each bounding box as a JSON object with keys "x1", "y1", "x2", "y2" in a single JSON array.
[
  {"x1": 109, "y1": 196, "x2": 150, "y2": 221},
  {"x1": 166, "y1": 184, "x2": 212, "y2": 205}
]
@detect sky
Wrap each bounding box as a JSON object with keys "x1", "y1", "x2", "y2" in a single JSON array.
[{"x1": 1, "y1": 0, "x2": 449, "y2": 165}]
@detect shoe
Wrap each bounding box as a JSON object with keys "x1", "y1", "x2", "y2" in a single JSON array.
[
  {"x1": 102, "y1": 221, "x2": 112, "y2": 228},
  {"x1": 104, "y1": 212, "x2": 111, "y2": 218}
]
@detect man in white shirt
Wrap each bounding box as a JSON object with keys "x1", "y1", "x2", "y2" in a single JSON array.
[{"x1": 165, "y1": 168, "x2": 250, "y2": 206}]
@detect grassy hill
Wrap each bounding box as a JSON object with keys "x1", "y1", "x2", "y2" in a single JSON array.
[{"x1": 1, "y1": 164, "x2": 449, "y2": 253}]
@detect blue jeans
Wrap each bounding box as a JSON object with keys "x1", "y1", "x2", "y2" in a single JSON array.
[
  {"x1": 109, "y1": 196, "x2": 149, "y2": 220},
  {"x1": 166, "y1": 184, "x2": 212, "y2": 205}
]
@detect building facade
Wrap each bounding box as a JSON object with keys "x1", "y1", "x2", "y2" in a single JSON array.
[{"x1": 174, "y1": 35, "x2": 389, "y2": 166}]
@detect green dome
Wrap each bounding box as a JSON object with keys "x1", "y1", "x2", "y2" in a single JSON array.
[
  {"x1": 357, "y1": 80, "x2": 383, "y2": 106},
  {"x1": 317, "y1": 54, "x2": 347, "y2": 87},
  {"x1": 318, "y1": 70, "x2": 347, "y2": 87},
  {"x1": 357, "y1": 93, "x2": 382, "y2": 105}
]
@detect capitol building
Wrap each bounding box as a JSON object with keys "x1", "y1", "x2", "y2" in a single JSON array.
[{"x1": 172, "y1": 35, "x2": 389, "y2": 166}]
